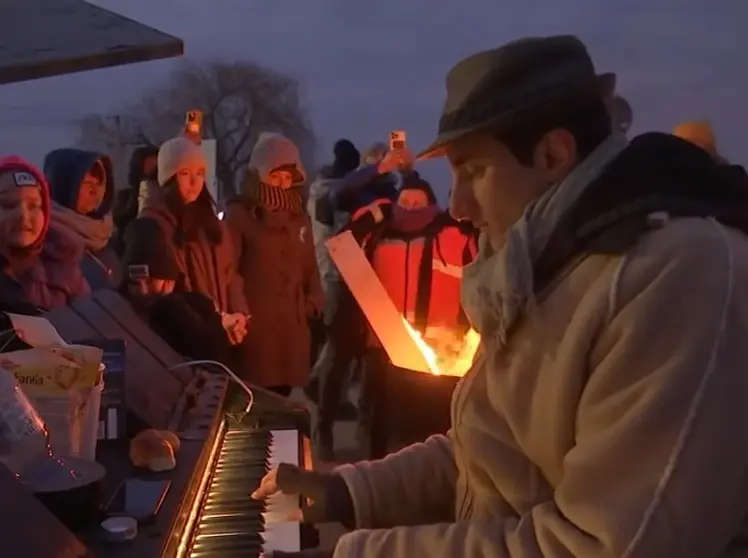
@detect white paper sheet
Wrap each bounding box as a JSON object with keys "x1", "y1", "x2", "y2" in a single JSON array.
[
  {"x1": 5, "y1": 313, "x2": 68, "y2": 347},
  {"x1": 326, "y1": 231, "x2": 432, "y2": 373}
]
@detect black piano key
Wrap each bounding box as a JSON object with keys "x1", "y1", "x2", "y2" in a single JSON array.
[
  {"x1": 192, "y1": 533, "x2": 264, "y2": 552},
  {"x1": 192, "y1": 552, "x2": 261, "y2": 558},
  {"x1": 210, "y1": 475, "x2": 268, "y2": 487},
  {"x1": 203, "y1": 500, "x2": 265, "y2": 510},
  {"x1": 191, "y1": 552, "x2": 261, "y2": 558},
  {"x1": 197, "y1": 516, "x2": 265, "y2": 531},
  {"x1": 202, "y1": 504, "x2": 266, "y2": 516},
  {"x1": 205, "y1": 498, "x2": 266, "y2": 510}
]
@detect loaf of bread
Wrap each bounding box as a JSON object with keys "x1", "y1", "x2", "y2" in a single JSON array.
[
  {"x1": 129, "y1": 429, "x2": 181, "y2": 472},
  {"x1": 157, "y1": 430, "x2": 181, "y2": 453}
]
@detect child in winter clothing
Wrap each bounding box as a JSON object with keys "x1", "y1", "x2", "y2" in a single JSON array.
[
  {"x1": 0, "y1": 156, "x2": 89, "y2": 310},
  {"x1": 43, "y1": 148, "x2": 120, "y2": 289}
]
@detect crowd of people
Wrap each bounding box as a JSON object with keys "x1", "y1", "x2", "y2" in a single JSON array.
[
  {"x1": 0, "y1": 105, "x2": 480, "y2": 460},
  {"x1": 2, "y1": 30, "x2": 748, "y2": 558}
]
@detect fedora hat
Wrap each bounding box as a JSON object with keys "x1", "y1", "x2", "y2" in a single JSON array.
[{"x1": 417, "y1": 35, "x2": 615, "y2": 160}]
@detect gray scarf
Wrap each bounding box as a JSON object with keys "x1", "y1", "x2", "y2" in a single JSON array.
[
  {"x1": 461, "y1": 133, "x2": 629, "y2": 344},
  {"x1": 49, "y1": 202, "x2": 114, "y2": 252}
]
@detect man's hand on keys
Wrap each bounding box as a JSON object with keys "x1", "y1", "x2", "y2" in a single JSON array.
[{"x1": 251, "y1": 463, "x2": 354, "y2": 526}]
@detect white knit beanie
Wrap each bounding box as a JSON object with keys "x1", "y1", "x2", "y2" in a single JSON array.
[
  {"x1": 248, "y1": 132, "x2": 306, "y2": 185},
  {"x1": 157, "y1": 136, "x2": 207, "y2": 186}
]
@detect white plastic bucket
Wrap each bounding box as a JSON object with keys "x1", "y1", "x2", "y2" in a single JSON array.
[
  {"x1": 80, "y1": 380, "x2": 104, "y2": 460},
  {"x1": 26, "y1": 378, "x2": 104, "y2": 460}
]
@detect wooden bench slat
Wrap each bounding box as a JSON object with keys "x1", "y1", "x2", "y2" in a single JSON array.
[
  {"x1": 45, "y1": 303, "x2": 164, "y2": 430},
  {"x1": 92, "y1": 291, "x2": 191, "y2": 383}
]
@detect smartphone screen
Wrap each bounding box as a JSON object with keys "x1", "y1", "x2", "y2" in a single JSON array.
[
  {"x1": 185, "y1": 110, "x2": 203, "y2": 133},
  {"x1": 105, "y1": 479, "x2": 171, "y2": 522},
  {"x1": 127, "y1": 264, "x2": 150, "y2": 281},
  {"x1": 390, "y1": 130, "x2": 406, "y2": 151}
]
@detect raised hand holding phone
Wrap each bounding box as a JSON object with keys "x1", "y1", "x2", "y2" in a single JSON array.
[
  {"x1": 378, "y1": 130, "x2": 414, "y2": 174},
  {"x1": 183, "y1": 110, "x2": 203, "y2": 144}
]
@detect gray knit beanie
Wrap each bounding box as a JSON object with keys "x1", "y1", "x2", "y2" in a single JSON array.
[
  {"x1": 248, "y1": 132, "x2": 306, "y2": 186},
  {"x1": 157, "y1": 136, "x2": 207, "y2": 186}
]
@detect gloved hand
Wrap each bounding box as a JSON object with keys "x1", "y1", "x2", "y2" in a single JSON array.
[
  {"x1": 261, "y1": 549, "x2": 334, "y2": 558},
  {"x1": 251, "y1": 463, "x2": 355, "y2": 527}
]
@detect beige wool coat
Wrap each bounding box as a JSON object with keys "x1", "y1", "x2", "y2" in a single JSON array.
[{"x1": 331, "y1": 133, "x2": 748, "y2": 558}]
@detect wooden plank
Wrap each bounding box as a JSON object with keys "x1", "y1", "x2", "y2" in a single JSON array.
[
  {"x1": 0, "y1": 0, "x2": 183, "y2": 85},
  {"x1": 326, "y1": 232, "x2": 433, "y2": 373},
  {"x1": 45, "y1": 304, "x2": 162, "y2": 431},
  {"x1": 70, "y1": 297, "x2": 180, "y2": 430},
  {"x1": 92, "y1": 290, "x2": 191, "y2": 384}
]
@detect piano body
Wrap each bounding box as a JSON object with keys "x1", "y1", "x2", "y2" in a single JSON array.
[
  {"x1": 0, "y1": 290, "x2": 320, "y2": 558},
  {"x1": 160, "y1": 385, "x2": 318, "y2": 558}
]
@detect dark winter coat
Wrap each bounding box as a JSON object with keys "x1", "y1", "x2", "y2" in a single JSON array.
[
  {"x1": 225, "y1": 199, "x2": 324, "y2": 387},
  {"x1": 131, "y1": 181, "x2": 248, "y2": 315}
]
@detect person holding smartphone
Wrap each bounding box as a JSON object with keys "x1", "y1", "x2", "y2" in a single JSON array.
[
  {"x1": 121, "y1": 217, "x2": 240, "y2": 367},
  {"x1": 124, "y1": 135, "x2": 249, "y2": 347}
]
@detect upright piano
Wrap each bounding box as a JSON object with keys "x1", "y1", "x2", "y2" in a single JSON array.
[{"x1": 0, "y1": 290, "x2": 318, "y2": 557}]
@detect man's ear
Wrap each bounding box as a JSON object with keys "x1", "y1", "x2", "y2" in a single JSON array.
[{"x1": 534, "y1": 129, "x2": 577, "y2": 181}]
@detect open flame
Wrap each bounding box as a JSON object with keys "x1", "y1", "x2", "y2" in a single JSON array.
[{"x1": 402, "y1": 318, "x2": 480, "y2": 377}]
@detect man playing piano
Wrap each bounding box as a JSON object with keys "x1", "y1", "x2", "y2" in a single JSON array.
[{"x1": 253, "y1": 35, "x2": 748, "y2": 558}]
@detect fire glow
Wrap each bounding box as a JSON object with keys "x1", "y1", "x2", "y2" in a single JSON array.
[{"x1": 401, "y1": 319, "x2": 480, "y2": 377}]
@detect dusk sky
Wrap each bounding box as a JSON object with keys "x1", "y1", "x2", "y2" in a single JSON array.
[{"x1": 0, "y1": 0, "x2": 745, "y2": 201}]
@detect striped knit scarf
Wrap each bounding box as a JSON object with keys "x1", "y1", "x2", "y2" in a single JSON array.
[{"x1": 256, "y1": 182, "x2": 304, "y2": 215}]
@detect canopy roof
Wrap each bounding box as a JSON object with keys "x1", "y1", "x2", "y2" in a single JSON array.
[{"x1": 0, "y1": 0, "x2": 183, "y2": 85}]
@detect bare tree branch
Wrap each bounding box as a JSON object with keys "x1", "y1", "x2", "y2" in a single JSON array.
[{"x1": 73, "y1": 59, "x2": 315, "y2": 198}]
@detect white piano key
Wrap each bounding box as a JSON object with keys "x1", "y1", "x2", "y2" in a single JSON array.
[
  {"x1": 269, "y1": 429, "x2": 299, "y2": 467},
  {"x1": 262, "y1": 429, "x2": 303, "y2": 551},
  {"x1": 261, "y1": 521, "x2": 301, "y2": 553}
]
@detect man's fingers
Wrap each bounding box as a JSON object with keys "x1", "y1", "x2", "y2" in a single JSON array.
[{"x1": 251, "y1": 469, "x2": 278, "y2": 500}]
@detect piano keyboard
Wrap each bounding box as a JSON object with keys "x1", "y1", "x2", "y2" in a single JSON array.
[{"x1": 187, "y1": 425, "x2": 304, "y2": 557}]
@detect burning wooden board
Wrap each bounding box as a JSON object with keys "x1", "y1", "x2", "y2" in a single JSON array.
[{"x1": 326, "y1": 231, "x2": 436, "y2": 374}]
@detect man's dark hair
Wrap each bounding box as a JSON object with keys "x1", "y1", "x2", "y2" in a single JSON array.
[{"x1": 494, "y1": 90, "x2": 612, "y2": 166}]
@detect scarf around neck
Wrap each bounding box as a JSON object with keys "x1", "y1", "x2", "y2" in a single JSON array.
[
  {"x1": 256, "y1": 182, "x2": 304, "y2": 215},
  {"x1": 461, "y1": 133, "x2": 628, "y2": 344},
  {"x1": 390, "y1": 204, "x2": 440, "y2": 233},
  {"x1": 50, "y1": 202, "x2": 114, "y2": 252}
]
